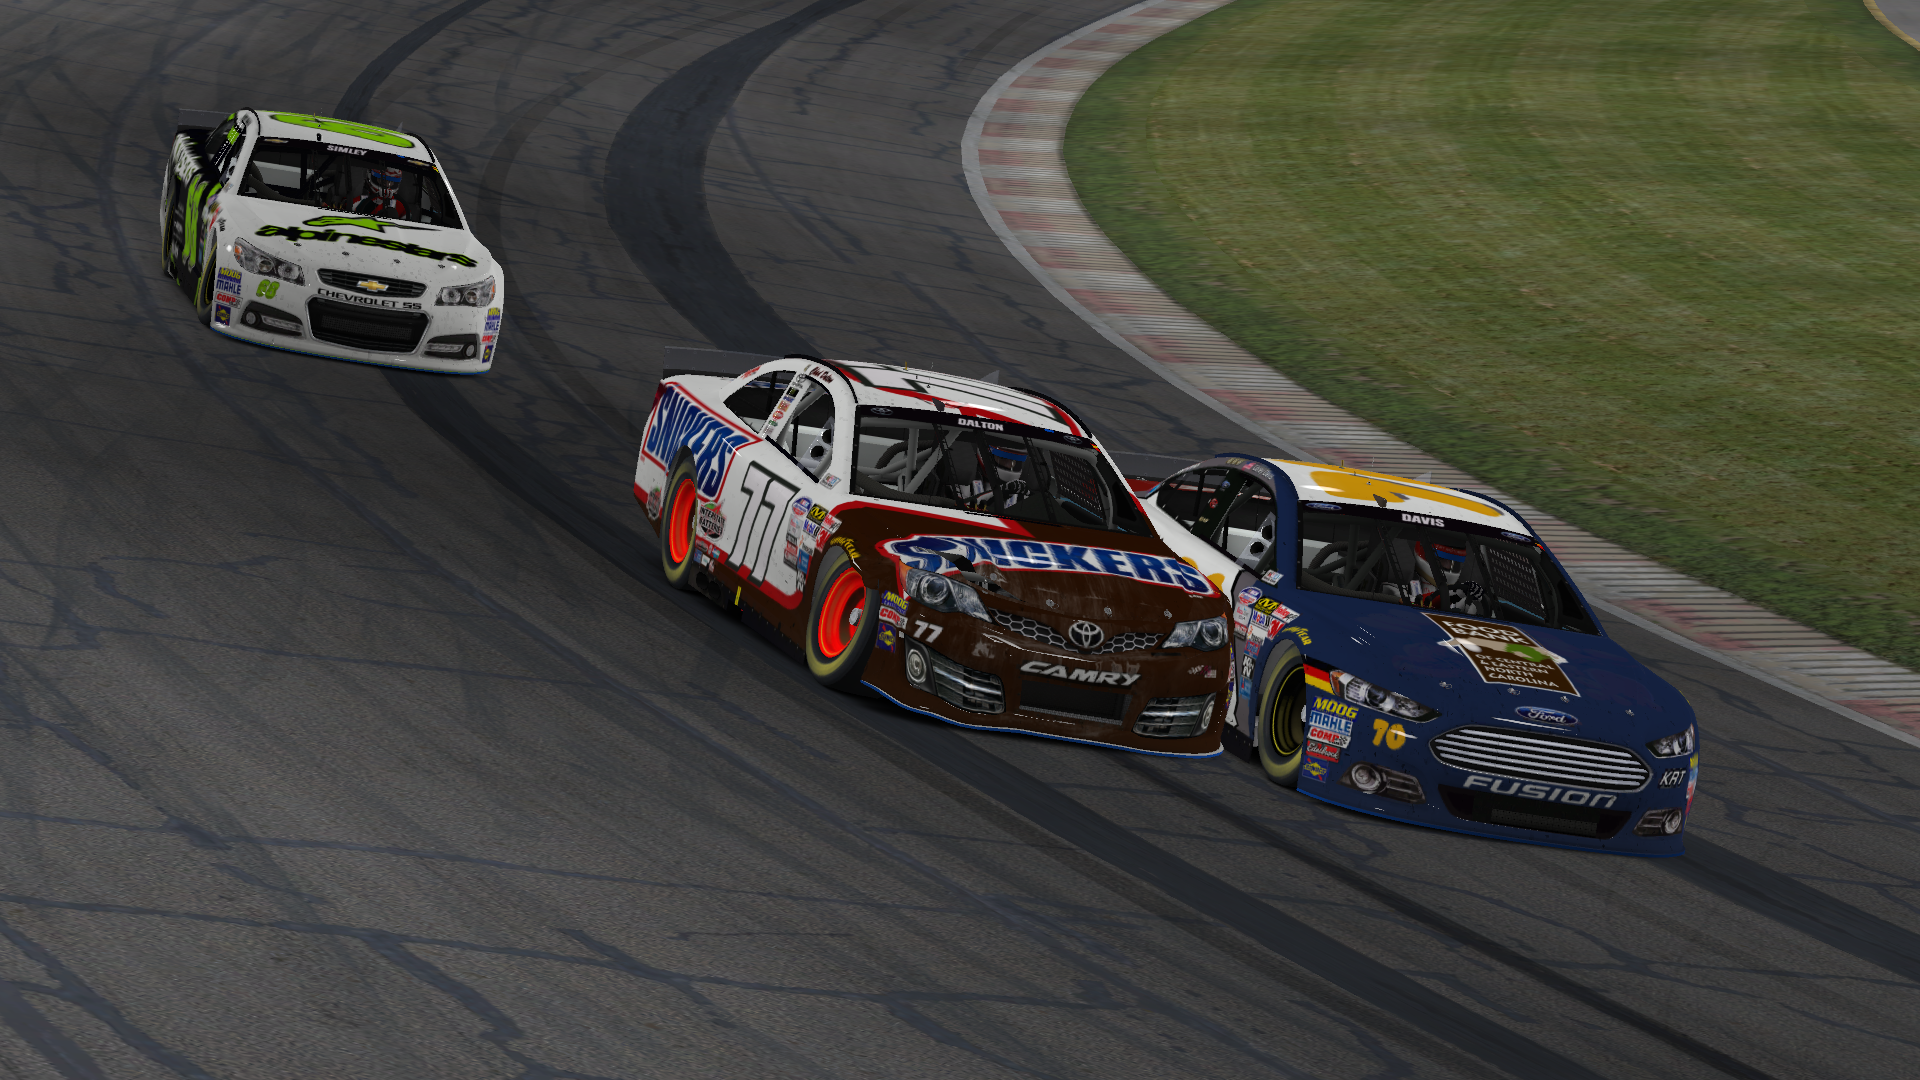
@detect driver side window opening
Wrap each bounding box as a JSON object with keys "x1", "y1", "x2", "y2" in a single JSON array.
[
  {"x1": 1219, "y1": 479, "x2": 1277, "y2": 573},
  {"x1": 205, "y1": 116, "x2": 244, "y2": 178},
  {"x1": 1156, "y1": 468, "x2": 1275, "y2": 572},
  {"x1": 769, "y1": 377, "x2": 836, "y2": 479},
  {"x1": 722, "y1": 370, "x2": 792, "y2": 429}
]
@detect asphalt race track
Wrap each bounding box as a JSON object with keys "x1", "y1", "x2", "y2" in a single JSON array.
[{"x1": 2, "y1": 1, "x2": 1918, "y2": 1076}]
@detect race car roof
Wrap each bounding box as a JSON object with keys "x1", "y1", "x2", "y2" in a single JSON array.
[
  {"x1": 249, "y1": 111, "x2": 436, "y2": 160},
  {"x1": 1261, "y1": 458, "x2": 1533, "y2": 534},
  {"x1": 835, "y1": 362, "x2": 1084, "y2": 435}
]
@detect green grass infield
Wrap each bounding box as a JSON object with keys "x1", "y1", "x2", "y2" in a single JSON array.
[{"x1": 1066, "y1": 0, "x2": 1920, "y2": 670}]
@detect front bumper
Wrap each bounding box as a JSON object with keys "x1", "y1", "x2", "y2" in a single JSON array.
[
  {"x1": 864, "y1": 607, "x2": 1229, "y2": 757},
  {"x1": 1297, "y1": 749, "x2": 1688, "y2": 855},
  {"x1": 209, "y1": 267, "x2": 499, "y2": 373}
]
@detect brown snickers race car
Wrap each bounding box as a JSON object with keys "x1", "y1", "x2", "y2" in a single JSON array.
[{"x1": 633, "y1": 355, "x2": 1233, "y2": 755}]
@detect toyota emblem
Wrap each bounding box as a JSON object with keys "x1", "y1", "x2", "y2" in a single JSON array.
[{"x1": 1068, "y1": 620, "x2": 1104, "y2": 650}]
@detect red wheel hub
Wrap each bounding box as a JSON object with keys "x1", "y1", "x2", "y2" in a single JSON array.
[
  {"x1": 815, "y1": 568, "x2": 867, "y2": 659},
  {"x1": 666, "y1": 478, "x2": 698, "y2": 565}
]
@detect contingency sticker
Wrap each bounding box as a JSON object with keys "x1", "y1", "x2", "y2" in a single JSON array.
[
  {"x1": 1233, "y1": 586, "x2": 1260, "y2": 635},
  {"x1": 878, "y1": 591, "x2": 909, "y2": 628},
  {"x1": 1303, "y1": 759, "x2": 1329, "y2": 783},
  {"x1": 1305, "y1": 699, "x2": 1354, "y2": 747},
  {"x1": 1426, "y1": 613, "x2": 1578, "y2": 695}
]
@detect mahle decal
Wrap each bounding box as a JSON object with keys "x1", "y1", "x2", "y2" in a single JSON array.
[
  {"x1": 266, "y1": 114, "x2": 415, "y2": 148},
  {"x1": 303, "y1": 214, "x2": 428, "y2": 234}
]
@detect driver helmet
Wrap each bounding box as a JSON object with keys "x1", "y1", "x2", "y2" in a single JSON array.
[
  {"x1": 366, "y1": 165, "x2": 403, "y2": 199},
  {"x1": 984, "y1": 438, "x2": 1028, "y2": 483}
]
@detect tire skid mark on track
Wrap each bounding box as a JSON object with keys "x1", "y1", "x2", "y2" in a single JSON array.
[
  {"x1": 339, "y1": 2, "x2": 1677, "y2": 1076},
  {"x1": 306, "y1": 8, "x2": 1323, "y2": 1075},
  {"x1": 383, "y1": 207, "x2": 1316, "y2": 1080},
  {"x1": 1666, "y1": 840, "x2": 1920, "y2": 988},
  {"x1": 600, "y1": 0, "x2": 872, "y2": 353},
  {"x1": 1117, "y1": 759, "x2": 1781, "y2": 1080},
  {"x1": 335, "y1": 0, "x2": 499, "y2": 124},
  {"x1": 0, "y1": 886, "x2": 1157, "y2": 1080},
  {"x1": 41, "y1": 3, "x2": 1179, "y2": 1071}
]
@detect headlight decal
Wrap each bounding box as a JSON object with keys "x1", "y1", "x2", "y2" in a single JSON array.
[
  {"x1": 230, "y1": 237, "x2": 304, "y2": 285},
  {"x1": 904, "y1": 567, "x2": 988, "y2": 621},
  {"x1": 1646, "y1": 725, "x2": 1696, "y2": 758},
  {"x1": 1306, "y1": 660, "x2": 1440, "y2": 722},
  {"x1": 436, "y1": 276, "x2": 496, "y2": 307},
  {"x1": 1164, "y1": 616, "x2": 1229, "y2": 651}
]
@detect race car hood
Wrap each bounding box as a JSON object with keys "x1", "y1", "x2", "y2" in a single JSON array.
[
  {"x1": 222, "y1": 197, "x2": 493, "y2": 276},
  {"x1": 873, "y1": 523, "x2": 1227, "y2": 625},
  {"x1": 1303, "y1": 591, "x2": 1694, "y2": 742}
]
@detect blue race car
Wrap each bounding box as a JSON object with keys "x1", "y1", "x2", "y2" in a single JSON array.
[{"x1": 1141, "y1": 455, "x2": 1697, "y2": 854}]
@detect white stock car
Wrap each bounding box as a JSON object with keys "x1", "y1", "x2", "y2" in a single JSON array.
[{"x1": 160, "y1": 110, "x2": 503, "y2": 373}]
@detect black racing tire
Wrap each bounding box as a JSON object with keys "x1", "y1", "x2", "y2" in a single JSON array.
[
  {"x1": 658, "y1": 456, "x2": 702, "y2": 592},
  {"x1": 804, "y1": 545, "x2": 878, "y2": 690},
  {"x1": 1254, "y1": 648, "x2": 1308, "y2": 789},
  {"x1": 191, "y1": 235, "x2": 217, "y2": 322},
  {"x1": 161, "y1": 180, "x2": 184, "y2": 278}
]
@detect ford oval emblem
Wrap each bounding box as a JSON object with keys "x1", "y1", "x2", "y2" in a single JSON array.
[{"x1": 1514, "y1": 706, "x2": 1578, "y2": 726}]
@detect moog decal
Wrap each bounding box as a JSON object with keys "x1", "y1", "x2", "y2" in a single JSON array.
[{"x1": 881, "y1": 535, "x2": 1214, "y2": 596}]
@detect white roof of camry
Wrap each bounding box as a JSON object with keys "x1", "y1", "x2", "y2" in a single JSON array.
[{"x1": 1263, "y1": 458, "x2": 1532, "y2": 534}]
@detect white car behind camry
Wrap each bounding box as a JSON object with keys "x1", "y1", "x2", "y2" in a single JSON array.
[{"x1": 159, "y1": 109, "x2": 503, "y2": 374}]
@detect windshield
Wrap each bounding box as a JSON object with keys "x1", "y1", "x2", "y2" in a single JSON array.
[
  {"x1": 854, "y1": 407, "x2": 1150, "y2": 535},
  {"x1": 1298, "y1": 505, "x2": 1598, "y2": 634},
  {"x1": 239, "y1": 138, "x2": 463, "y2": 228}
]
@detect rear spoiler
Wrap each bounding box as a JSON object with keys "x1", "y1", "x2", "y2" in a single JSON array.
[
  {"x1": 660, "y1": 347, "x2": 780, "y2": 382},
  {"x1": 175, "y1": 108, "x2": 228, "y2": 136}
]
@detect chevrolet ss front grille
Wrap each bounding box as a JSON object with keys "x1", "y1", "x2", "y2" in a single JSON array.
[
  {"x1": 991, "y1": 610, "x2": 1159, "y2": 655},
  {"x1": 1431, "y1": 726, "x2": 1650, "y2": 791},
  {"x1": 317, "y1": 269, "x2": 426, "y2": 297}
]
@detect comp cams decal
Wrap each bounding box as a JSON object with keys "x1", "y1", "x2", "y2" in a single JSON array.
[
  {"x1": 1426, "y1": 613, "x2": 1579, "y2": 695},
  {"x1": 881, "y1": 535, "x2": 1214, "y2": 596},
  {"x1": 642, "y1": 386, "x2": 755, "y2": 498}
]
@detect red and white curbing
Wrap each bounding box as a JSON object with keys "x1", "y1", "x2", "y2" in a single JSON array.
[{"x1": 962, "y1": 0, "x2": 1920, "y2": 746}]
